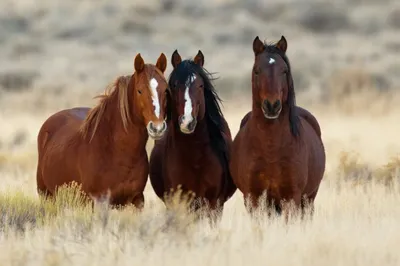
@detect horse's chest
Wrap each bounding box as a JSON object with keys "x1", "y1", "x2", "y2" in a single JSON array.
[
  {"x1": 166, "y1": 150, "x2": 221, "y2": 188},
  {"x1": 247, "y1": 147, "x2": 305, "y2": 198}
]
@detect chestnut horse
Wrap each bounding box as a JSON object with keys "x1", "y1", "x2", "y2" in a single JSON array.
[
  {"x1": 149, "y1": 50, "x2": 236, "y2": 222},
  {"x1": 230, "y1": 36, "x2": 325, "y2": 219},
  {"x1": 36, "y1": 53, "x2": 169, "y2": 209}
]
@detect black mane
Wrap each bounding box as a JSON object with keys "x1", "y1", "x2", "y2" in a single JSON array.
[
  {"x1": 263, "y1": 43, "x2": 300, "y2": 137},
  {"x1": 167, "y1": 60, "x2": 231, "y2": 194}
]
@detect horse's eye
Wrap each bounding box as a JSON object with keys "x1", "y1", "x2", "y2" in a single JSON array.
[
  {"x1": 138, "y1": 90, "x2": 142, "y2": 94},
  {"x1": 254, "y1": 69, "x2": 260, "y2": 75}
]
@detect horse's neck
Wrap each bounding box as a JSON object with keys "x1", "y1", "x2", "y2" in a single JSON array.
[{"x1": 90, "y1": 103, "x2": 147, "y2": 155}]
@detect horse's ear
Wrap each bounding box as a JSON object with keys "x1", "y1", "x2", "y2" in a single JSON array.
[
  {"x1": 276, "y1": 35, "x2": 287, "y2": 53},
  {"x1": 194, "y1": 50, "x2": 204, "y2": 67},
  {"x1": 156, "y1": 53, "x2": 167, "y2": 73},
  {"x1": 171, "y1": 49, "x2": 182, "y2": 69},
  {"x1": 134, "y1": 53, "x2": 145, "y2": 73},
  {"x1": 253, "y1": 36, "x2": 265, "y2": 56}
]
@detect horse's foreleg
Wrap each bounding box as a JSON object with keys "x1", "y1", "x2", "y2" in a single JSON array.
[
  {"x1": 301, "y1": 198, "x2": 315, "y2": 220},
  {"x1": 131, "y1": 192, "x2": 145, "y2": 210},
  {"x1": 207, "y1": 199, "x2": 223, "y2": 227},
  {"x1": 281, "y1": 196, "x2": 302, "y2": 224},
  {"x1": 301, "y1": 190, "x2": 318, "y2": 220},
  {"x1": 244, "y1": 193, "x2": 260, "y2": 218}
]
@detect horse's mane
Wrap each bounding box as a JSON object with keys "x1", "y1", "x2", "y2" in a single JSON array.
[
  {"x1": 167, "y1": 60, "x2": 231, "y2": 189},
  {"x1": 80, "y1": 75, "x2": 132, "y2": 142},
  {"x1": 263, "y1": 41, "x2": 301, "y2": 137}
]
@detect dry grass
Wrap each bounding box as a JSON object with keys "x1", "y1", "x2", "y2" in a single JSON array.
[
  {"x1": 1, "y1": 0, "x2": 400, "y2": 264},
  {"x1": 0, "y1": 161, "x2": 400, "y2": 265}
]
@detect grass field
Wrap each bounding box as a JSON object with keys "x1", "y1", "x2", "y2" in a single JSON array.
[{"x1": 1, "y1": 0, "x2": 400, "y2": 265}]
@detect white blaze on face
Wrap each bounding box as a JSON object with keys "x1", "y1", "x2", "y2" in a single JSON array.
[
  {"x1": 182, "y1": 74, "x2": 196, "y2": 125},
  {"x1": 269, "y1": 57, "x2": 276, "y2": 64},
  {"x1": 149, "y1": 78, "x2": 160, "y2": 119}
]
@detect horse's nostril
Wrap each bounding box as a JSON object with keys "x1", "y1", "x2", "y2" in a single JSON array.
[
  {"x1": 263, "y1": 100, "x2": 273, "y2": 112},
  {"x1": 149, "y1": 122, "x2": 155, "y2": 132},
  {"x1": 263, "y1": 99, "x2": 281, "y2": 114},
  {"x1": 188, "y1": 121, "x2": 194, "y2": 131},
  {"x1": 161, "y1": 121, "x2": 167, "y2": 131},
  {"x1": 178, "y1": 115, "x2": 184, "y2": 125},
  {"x1": 273, "y1": 100, "x2": 281, "y2": 110},
  {"x1": 262, "y1": 100, "x2": 268, "y2": 110}
]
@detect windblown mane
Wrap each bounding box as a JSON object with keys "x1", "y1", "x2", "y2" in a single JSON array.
[
  {"x1": 80, "y1": 75, "x2": 132, "y2": 142},
  {"x1": 167, "y1": 60, "x2": 231, "y2": 193},
  {"x1": 263, "y1": 41, "x2": 301, "y2": 137}
]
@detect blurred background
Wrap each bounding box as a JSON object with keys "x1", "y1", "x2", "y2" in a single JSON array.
[{"x1": 1, "y1": 0, "x2": 400, "y2": 190}]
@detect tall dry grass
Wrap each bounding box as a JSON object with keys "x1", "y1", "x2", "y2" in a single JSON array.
[{"x1": 0, "y1": 156, "x2": 400, "y2": 266}]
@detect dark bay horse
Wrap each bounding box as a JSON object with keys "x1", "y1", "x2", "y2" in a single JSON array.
[
  {"x1": 230, "y1": 36, "x2": 325, "y2": 219},
  {"x1": 36, "y1": 53, "x2": 169, "y2": 209},
  {"x1": 149, "y1": 50, "x2": 236, "y2": 222}
]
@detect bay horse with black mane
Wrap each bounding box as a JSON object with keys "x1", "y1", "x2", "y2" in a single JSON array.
[
  {"x1": 230, "y1": 36, "x2": 325, "y2": 219},
  {"x1": 149, "y1": 50, "x2": 236, "y2": 222},
  {"x1": 36, "y1": 53, "x2": 169, "y2": 209}
]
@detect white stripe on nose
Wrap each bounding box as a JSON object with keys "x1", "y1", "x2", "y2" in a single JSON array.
[
  {"x1": 183, "y1": 74, "x2": 196, "y2": 125},
  {"x1": 150, "y1": 78, "x2": 160, "y2": 119}
]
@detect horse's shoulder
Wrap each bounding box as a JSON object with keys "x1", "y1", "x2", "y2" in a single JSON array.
[{"x1": 240, "y1": 111, "x2": 252, "y2": 129}]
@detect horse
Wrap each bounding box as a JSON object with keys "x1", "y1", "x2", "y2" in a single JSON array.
[
  {"x1": 230, "y1": 36, "x2": 326, "y2": 220},
  {"x1": 149, "y1": 50, "x2": 236, "y2": 223},
  {"x1": 36, "y1": 53, "x2": 169, "y2": 209}
]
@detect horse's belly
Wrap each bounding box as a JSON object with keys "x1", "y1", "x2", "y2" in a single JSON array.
[
  {"x1": 247, "y1": 157, "x2": 308, "y2": 199},
  {"x1": 301, "y1": 119, "x2": 326, "y2": 194},
  {"x1": 41, "y1": 144, "x2": 80, "y2": 193}
]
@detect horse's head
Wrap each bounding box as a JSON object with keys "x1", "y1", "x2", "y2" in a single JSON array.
[
  {"x1": 132, "y1": 53, "x2": 169, "y2": 140},
  {"x1": 252, "y1": 36, "x2": 292, "y2": 120},
  {"x1": 168, "y1": 50, "x2": 207, "y2": 134}
]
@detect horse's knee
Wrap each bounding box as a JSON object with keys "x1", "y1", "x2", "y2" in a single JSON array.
[
  {"x1": 280, "y1": 196, "x2": 302, "y2": 222},
  {"x1": 244, "y1": 193, "x2": 259, "y2": 216},
  {"x1": 208, "y1": 207, "x2": 223, "y2": 226},
  {"x1": 301, "y1": 196, "x2": 315, "y2": 219}
]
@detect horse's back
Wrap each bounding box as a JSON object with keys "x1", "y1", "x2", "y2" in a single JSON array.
[
  {"x1": 299, "y1": 115, "x2": 325, "y2": 196},
  {"x1": 38, "y1": 108, "x2": 90, "y2": 150},
  {"x1": 296, "y1": 106, "x2": 321, "y2": 138},
  {"x1": 296, "y1": 106, "x2": 325, "y2": 188}
]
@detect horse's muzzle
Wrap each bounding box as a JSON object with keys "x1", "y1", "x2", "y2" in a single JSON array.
[
  {"x1": 179, "y1": 115, "x2": 197, "y2": 134},
  {"x1": 147, "y1": 121, "x2": 167, "y2": 140},
  {"x1": 262, "y1": 99, "x2": 282, "y2": 119}
]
